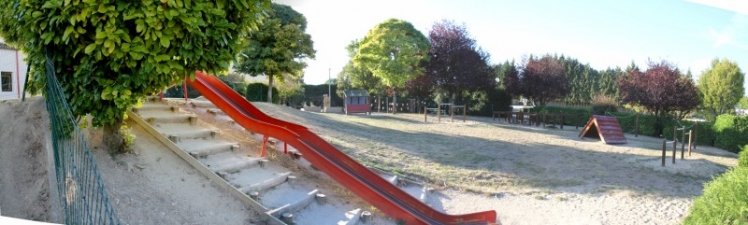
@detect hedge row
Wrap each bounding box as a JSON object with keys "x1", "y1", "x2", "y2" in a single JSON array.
[
  {"x1": 712, "y1": 114, "x2": 748, "y2": 153},
  {"x1": 683, "y1": 165, "x2": 748, "y2": 225}
]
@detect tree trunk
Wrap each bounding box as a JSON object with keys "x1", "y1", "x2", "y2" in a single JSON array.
[
  {"x1": 102, "y1": 119, "x2": 125, "y2": 154},
  {"x1": 267, "y1": 74, "x2": 274, "y2": 103},
  {"x1": 393, "y1": 90, "x2": 397, "y2": 114}
]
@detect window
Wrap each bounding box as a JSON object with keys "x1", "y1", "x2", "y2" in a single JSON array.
[{"x1": 1, "y1": 72, "x2": 11, "y2": 92}]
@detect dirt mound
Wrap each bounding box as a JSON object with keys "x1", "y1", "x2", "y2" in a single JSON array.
[{"x1": 0, "y1": 97, "x2": 56, "y2": 222}]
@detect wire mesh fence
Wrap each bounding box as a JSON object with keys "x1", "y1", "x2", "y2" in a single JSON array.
[{"x1": 43, "y1": 54, "x2": 121, "y2": 225}]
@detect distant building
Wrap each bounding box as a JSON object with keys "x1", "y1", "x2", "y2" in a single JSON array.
[{"x1": 0, "y1": 42, "x2": 28, "y2": 100}]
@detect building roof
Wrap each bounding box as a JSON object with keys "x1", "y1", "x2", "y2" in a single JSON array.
[
  {"x1": 0, "y1": 42, "x2": 17, "y2": 50},
  {"x1": 343, "y1": 89, "x2": 369, "y2": 97}
]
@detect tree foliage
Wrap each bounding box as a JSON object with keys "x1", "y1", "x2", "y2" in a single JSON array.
[
  {"x1": 337, "y1": 40, "x2": 383, "y2": 97},
  {"x1": 698, "y1": 58, "x2": 745, "y2": 120},
  {"x1": 505, "y1": 55, "x2": 569, "y2": 106},
  {"x1": 353, "y1": 18, "x2": 429, "y2": 90},
  {"x1": 425, "y1": 20, "x2": 494, "y2": 103},
  {"x1": 233, "y1": 3, "x2": 315, "y2": 103},
  {"x1": 0, "y1": 0, "x2": 269, "y2": 128},
  {"x1": 617, "y1": 61, "x2": 700, "y2": 134}
]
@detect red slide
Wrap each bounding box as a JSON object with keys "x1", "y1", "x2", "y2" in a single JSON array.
[{"x1": 188, "y1": 71, "x2": 497, "y2": 225}]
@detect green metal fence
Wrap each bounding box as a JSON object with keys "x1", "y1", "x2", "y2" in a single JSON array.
[{"x1": 43, "y1": 54, "x2": 121, "y2": 225}]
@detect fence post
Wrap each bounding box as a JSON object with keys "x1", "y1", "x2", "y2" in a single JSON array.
[
  {"x1": 463, "y1": 104, "x2": 466, "y2": 122},
  {"x1": 693, "y1": 121, "x2": 698, "y2": 150},
  {"x1": 688, "y1": 130, "x2": 693, "y2": 156},
  {"x1": 437, "y1": 103, "x2": 441, "y2": 123},
  {"x1": 662, "y1": 140, "x2": 666, "y2": 167},
  {"x1": 672, "y1": 139, "x2": 676, "y2": 164},
  {"x1": 424, "y1": 106, "x2": 427, "y2": 122},
  {"x1": 635, "y1": 114, "x2": 639, "y2": 137},
  {"x1": 681, "y1": 129, "x2": 686, "y2": 159}
]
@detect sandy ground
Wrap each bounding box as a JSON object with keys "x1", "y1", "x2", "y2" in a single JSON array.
[
  {"x1": 251, "y1": 103, "x2": 738, "y2": 225},
  {"x1": 1, "y1": 97, "x2": 739, "y2": 225},
  {"x1": 0, "y1": 97, "x2": 56, "y2": 222}
]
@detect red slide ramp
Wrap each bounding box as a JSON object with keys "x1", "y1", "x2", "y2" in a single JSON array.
[{"x1": 188, "y1": 71, "x2": 497, "y2": 225}]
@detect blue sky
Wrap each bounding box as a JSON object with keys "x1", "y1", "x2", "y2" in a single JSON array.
[{"x1": 277, "y1": 0, "x2": 747, "y2": 90}]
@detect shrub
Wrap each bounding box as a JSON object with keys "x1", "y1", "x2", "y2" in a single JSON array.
[
  {"x1": 740, "y1": 145, "x2": 748, "y2": 168},
  {"x1": 532, "y1": 106, "x2": 592, "y2": 128},
  {"x1": 245, "y1": 83, "x2": 279, "y2": 103},
  {"x1": 683, "y1": 166, "x2": 748, "y2": 225},
  {"x1": 713, "y1": 114, "x2": 748, "y2": 153},
  {"x1": 591, "y1": 94, "x2": 618, "y2": 115},
  {"x1": 663, "y1": 120, "x2": 716, "y2": 147},
  {"x1": 608, "y1": 112, "x2": 659, "y2": 137}
]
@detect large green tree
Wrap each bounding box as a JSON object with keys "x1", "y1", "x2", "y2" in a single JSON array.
[
  {"x1": 233, "y1": 3, "x2": 315, "y2": 103},
  {"x1": 337, "y1": 40, "x2": 383, "y2": 97},
  {"x1": 0, "y1": 0, "x2": 269, "y2": 152},
  {"x1": 698, "y1": 58, "x2": 745, "y2": 121},
  {"x1": 352, "y1": 18, "x2": 430, "y2": 113}
]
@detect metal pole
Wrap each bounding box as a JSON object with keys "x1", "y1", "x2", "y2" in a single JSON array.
[{"x1": 328, "y1": 68, "x2": 331, "y2": 107}]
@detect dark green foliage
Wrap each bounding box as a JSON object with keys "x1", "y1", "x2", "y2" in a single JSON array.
[
  {"x1": 245, "y1": 83, "x2": 279, "y2": 103},
  {"x1": 713, "y1": 114, "x2": 748, "y2": 153},
  {"x1": 739, "y1": 145, "x2": 748, "y2": 168},
  {"x1": 532, "y1": 106, "x2": 592, "y2": 128},
  {"x1": 683, "y1": 166, "x2": 748, "y2": 225},
  {"x1": 591, "y1": 95, "x2": 618, "y2": 115},
  {"x1": 164, "y1": 84, "x2": 201, "y2": 99},
  {"x1": 234, "y1": 3, "x2": 316, "y2": 103},
  {"x1": 302, "y1": 84, "x2": 342, "y2": 106},
  {"x1": 662, "y1": 120, "x2": 716, "y2": 147},
  {"x1": 608, "y1": 112, "x2": 659, "y2": 137},
  {"x1": 0, "y1": 0, "x2": 270, "y2": 127},
  {"x1": 466, "y1": 87, "x2": 512, "y2": 117}
]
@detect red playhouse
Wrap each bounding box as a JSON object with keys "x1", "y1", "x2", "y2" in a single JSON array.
[{"x1": 343, "y1": 90, "x2": 371, "y2": 115}]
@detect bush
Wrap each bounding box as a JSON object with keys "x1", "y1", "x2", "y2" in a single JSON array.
[
  {"x1": 591, "y1": 94, "x2": 618, "y2": 115},
  {"x1": 713, "y1": 114, "x2": 748, "y2": 153},
  {"x1": 740, "y1": 146, "x2": 748, "y2": 168},
  {"x1": 662, "y1": 120, "x2": 716, "y2": 147},
  {"x1": 608, "y1": 112, "x2": 660, "y2": 137},
  {"x1": 683, "y1": 166, "x2": 748, "y2": 225},
  {"x1": 244, "y1": 83, "x2": 279, "y2": 103},
  {"x1": 532, "y1": 106, "x2": 592, "y2": 128}
]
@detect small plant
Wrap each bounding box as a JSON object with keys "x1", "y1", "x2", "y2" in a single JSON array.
[{"x1": 120, "y1": 123, "x2": 136, "y2": 154}]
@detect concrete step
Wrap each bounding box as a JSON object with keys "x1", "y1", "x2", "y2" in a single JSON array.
[
  {"x1": 133, "y1": 104, "x2": 177, "y2": 113},
  {"x1": 212, "y1": 158, "x2": 265, "y2": 174},
  {"x1": 236, "y1": 171, "x2": 293, "y2": 194},
  {"x1": 266, "y1": 189, "x2": 320, "y2": 218},
  {"x1": 151, "y1": 123, "x2": 219, "y2": 140},
  {"x1": 190, "y1": 100, "x2": 216, "y2": 108},
  {"x1": 294, "y1": 206, "x2": 363, "y2": 225},
  {"x1": 178, "y1": 139, "x2": 238, "y2": 157},
  {"x1": 141, "y1": 114, "x2": 197, "y2": 125}
]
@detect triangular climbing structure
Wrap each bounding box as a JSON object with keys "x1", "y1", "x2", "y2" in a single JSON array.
[{"x1": 579, "y1": 115, "x2": 627, "y2": 144}]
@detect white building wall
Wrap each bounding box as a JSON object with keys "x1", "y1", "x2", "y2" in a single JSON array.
[{"x1": 0, "y1": 48, "x2": 28, "y2": 100}]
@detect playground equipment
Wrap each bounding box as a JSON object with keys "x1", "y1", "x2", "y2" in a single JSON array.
[
  {"x1": 187, "y1": 71, "x2": 496, "y2": 224},
  {"x1": 579, "y1": 115, "x2": 627, "y2": 144},
  {"x1": 423, "y1": 103, "x2": 466, "y2": 122},
  {"x1": 661, "y1": 125, "x2": 695, "y2": 166}
]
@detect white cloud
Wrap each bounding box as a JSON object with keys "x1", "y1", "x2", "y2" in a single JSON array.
[{"x1": 687, "y1": 0, "x2": 748, "y2": 15}]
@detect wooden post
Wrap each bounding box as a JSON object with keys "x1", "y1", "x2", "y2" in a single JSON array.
[
  {"x1": 681, "y1": 129, "x2": 686, "y2": 159},
  {"x1": 688, "y1": 130, "x2": 693, "y2": 156},
  {"x1": 424, "y1": 106, "x2": 427, "y2": 122},
  {"x1": 463, "y1": 105, "x2": 466, "y2": 122},
  {"x1": 693, "y1": 121, "x2": 698, "y2": 150},
  {"x1": 635, "y1": 114, "x2": 639, "y2": 137},
  {"x1": 437, "y1": 104, "x2": 441, "y2": 123},
  {"x1": 450, "y1": 104, "x2": 454, "y2": 122},
  {"x1": 560, "y1": 115, "x2": 564, "y2": 130},
  {"x1": 672, "y1": 139, "x2": 676, "y2": 164},
  {"x1": 662, "y1": 140, "x2": 666, "y2": 167}
]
